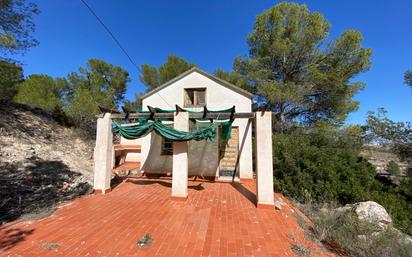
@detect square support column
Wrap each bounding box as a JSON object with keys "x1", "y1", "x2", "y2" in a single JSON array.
[
  {"x1": 255, "y1": 111, "x2": 275, "y2": 208},
  {"x1": 171, "y1": 112, "x2": 189, "y2": 200},
  {"x1": 93, "y1": 113, "x2": 113, "y2": 194}
]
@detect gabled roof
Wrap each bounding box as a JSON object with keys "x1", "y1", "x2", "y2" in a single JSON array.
[{"x1": 140, "y1": 67, "x2": 254, "y2": 99}]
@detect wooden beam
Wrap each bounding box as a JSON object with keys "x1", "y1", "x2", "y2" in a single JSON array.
[{"x1": 97, "y1": 112, "x2": 255, "y2": 119}]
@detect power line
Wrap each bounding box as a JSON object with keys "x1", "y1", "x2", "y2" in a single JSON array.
[
  {"x1": 79, "y1": 0, "x2": 176, "y2": 110},
  {"x1": 79, "y1": 0, "x2": 223, "y2": 121},
  {"x1": 79, "y1": 0, "x2": 141, "y2": 73}
]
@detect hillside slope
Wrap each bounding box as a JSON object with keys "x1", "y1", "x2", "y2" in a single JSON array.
[
  {"x1": 361, "y1": 145, "x2": 411, "y2": 176},
  {"x1": 0, "y1": 102, "x2": 94, "y2": 223}
]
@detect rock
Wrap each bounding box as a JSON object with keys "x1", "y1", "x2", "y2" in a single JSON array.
[
  {"x1": 24, "y1": 171, "x2": 33, "y2": 180},
  {"x1": 274, "y1": 200, "x2": 282, "y2": 210},
  {"x1": 335, "y1": 205, "x2": 352, "y2": 213},
  {"x1": 62, "y1": 182, "x2": 70, "y2": 191},
  {"x1": 352, "y1": 201, "x2": 392, "y2": 229}
]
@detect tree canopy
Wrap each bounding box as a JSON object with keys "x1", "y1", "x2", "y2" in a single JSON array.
[
  {"x1": 404, "y1": 70, "x2": 412, "y2": 90},
  {"x1": 214, "y1": 69, "x2": 255, "y2": 93},
  {"x1": 123, "y1": 92, "x2": 143, "y2": 111},
  {"x1": 218, "y1": 2, "x2": 372, "y2": 130},
  {"x1": 365, "y1": 108, "x2": 412, "y2": 159},
  {"x1": 0, "y1": 60, "x2": 23, "y2": 100},
  {"x1": 123, "y1": 55, "x2": 194, "y2": 110},
  {"x1": 14, "y1": 74, "x2": 68, "y2": 112},
  {"x1": 0, "y1": 0, "x2": 39, "y2": 56},
  {"x1": 139, "y1": 55, "x2": 194, "y2": 90},
  {"x1": 64, "y1": 59, "x2": 130, "y2": 130}
]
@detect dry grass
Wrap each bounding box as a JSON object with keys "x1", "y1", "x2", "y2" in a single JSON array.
[
  {"x1": 291, "y1": 243, "x2": 312, "y2": 257},
  {"x1": 296, "y1": 202, "x2": 412, "y2": 257}
]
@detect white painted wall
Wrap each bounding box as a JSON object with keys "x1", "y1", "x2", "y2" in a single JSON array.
[{"x1": 137, "y1": 70, "x2": 253, "y2": 178}]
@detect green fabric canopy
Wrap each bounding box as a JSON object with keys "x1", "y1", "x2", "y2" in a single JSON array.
[
  {"x1": 112, "y1": 120, "x2": 220, "y2": 141},
  {"x1": 113, "y1": 107, "x2": 234, "y2": 141}
]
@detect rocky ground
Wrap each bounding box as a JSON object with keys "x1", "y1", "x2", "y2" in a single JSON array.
[
  {"x1": 361, "y1": 145, "x2": 411, "y2": 176},
  {"x1": 0, "y1": 102, "x2": 94, "y2": 223}
]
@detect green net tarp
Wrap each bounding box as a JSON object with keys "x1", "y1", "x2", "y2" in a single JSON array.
[
  {"x1": 112, "y1": 120, "x2": 219, "y2": 141},
  {"x1": 114, "y1": 107, "x2": 234, "y2": 141}
]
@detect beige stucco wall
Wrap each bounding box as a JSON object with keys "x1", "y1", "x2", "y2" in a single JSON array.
[{"x1": 138, "y1": 70, "x2": 253, "y2": 178}]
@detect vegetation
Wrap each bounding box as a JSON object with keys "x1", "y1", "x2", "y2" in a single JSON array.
[
  {"x1": 64, "y1": 59, "x2": 130, "y2": 132},
  {"x1": 405, "y1": 70, "x2": 412, "y2": 90},
  {"x1": 302, "y1": 207, "x2": 412, "y2": 257},
  {"x1": 273, "y1": 124, "x2": 412, "y2": 235},
  {"x1": 0, "y1": 0, "x2": 38, "y2": 102},
  {"x1": 125, "y1": 55, "x2": 195, "y2": 110},
  {"x1": 273, "y1": 124, "x2": 377, "y2": 204},
  {"x1": 214, "y1": 69, "x2": 254, "y2": 93},
  {"x1": 0, "y1": 0, "x2": 39, "y2": 55},
  {"x1": 14, "y1": 74, "x2": 68, "y2": 113},
  {"x1": 217, "y1": 2, "x2": 372, "y2": 131},
  {"x1": 139, "y1": 55, "x2": 194, "y2": 91},
  {"x1": 0, "y1": 60, "x2": 23, "y2": 100},
  {"x1": 10, "y1": 59, "x2": 131, "y2": 136},
  {"x1": 386, "y1": 160, "x2": 401, "y2": 176},
  {"x1": 365, "y1": 108, "x2": 412, "y2": 159},
  {"x1": 220, "y1": 2, "x2": 412, "y2": 239}
]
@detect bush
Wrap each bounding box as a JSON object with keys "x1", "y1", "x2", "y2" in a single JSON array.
[
  {"x1": 309, "y1": 208, "x2": 412, "y2": 257},
  {"x1": 370, "y1": 191, "x2": 412, "y2": 235},
  {"x1": 273, "y1": 124, "x2": 412, "y2": 235},
  {"x1": 386, "y1": 160, "x2": 400, "y2": 176},
  {"x1": 14, "y1": 74, "x2": 67, "y2": 113},
  {"x1": 273, "y1": 124, "x2": 378, "y2": 204},
  {"x1": 0, "y1": 60, "x2": 23, "y2": 100}
]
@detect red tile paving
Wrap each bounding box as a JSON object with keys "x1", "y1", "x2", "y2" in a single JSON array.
[
  {"x1": 113, "y1": 162, "x2": 140, "y2": 171},
  {"x1": 0, "y1": 178, "x2": 335, "y2": 257}
]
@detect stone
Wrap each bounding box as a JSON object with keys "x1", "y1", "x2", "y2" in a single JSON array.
[
  {"x1": 274, "y1": 200, "x2": 282, "y2": 210},
  {"x1": 352, "y1": 201, "x2": 392, "y2": 229},
  {"x1": 335, "y1": 205, "x2": 352, "y2": 213},
  {"x1": 62, "y1": 182, "x2": 70, "y2": 191}
]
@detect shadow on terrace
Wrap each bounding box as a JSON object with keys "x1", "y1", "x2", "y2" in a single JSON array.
[{"x1": 0, "y1": 157, "x2": 92, "y2": 224}]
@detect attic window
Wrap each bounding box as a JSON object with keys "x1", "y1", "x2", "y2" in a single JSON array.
[{"x1": 184, "y1": 88, "x2": 206, "y2": 107}]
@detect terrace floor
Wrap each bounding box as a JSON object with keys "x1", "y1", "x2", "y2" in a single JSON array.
[{"x1": 0, "y1": 177, "x2": 335, "y2": 257}]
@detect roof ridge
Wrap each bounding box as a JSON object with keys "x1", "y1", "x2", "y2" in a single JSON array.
[{"x1": 140, "y1": 67, "x2": 253, "y2": 99}]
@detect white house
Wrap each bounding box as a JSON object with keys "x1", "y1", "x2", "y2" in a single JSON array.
[
  {"x1": 94, "y1": 67, "x2": 275, "y2": 207},
  {"x1": 121, "y1": 67, "x2": 254, "y2": 181}
]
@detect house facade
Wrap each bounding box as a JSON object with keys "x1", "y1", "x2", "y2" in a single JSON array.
[{"x1": 121, "y1": 67, "x2": 254, "y2": 180}]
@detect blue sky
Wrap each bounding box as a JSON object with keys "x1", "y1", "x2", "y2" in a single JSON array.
[{"x1": 13, "y1": 0, "x2": 412, "y2": 124}]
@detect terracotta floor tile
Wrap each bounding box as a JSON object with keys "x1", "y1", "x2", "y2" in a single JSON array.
[{"x1": 0, "y1": 178, "x2": 335, "y2": 257}]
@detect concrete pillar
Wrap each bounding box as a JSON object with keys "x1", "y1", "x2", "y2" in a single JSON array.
[
  {"x1": 93, "y1": 113, "x2": 113, "y2": 194},
  {"x1": 255, "y1": 111, "x2": 275, "y2": 208},
  {"x1": 171, "y1": 112, "x2": 189, "y2": 200}
]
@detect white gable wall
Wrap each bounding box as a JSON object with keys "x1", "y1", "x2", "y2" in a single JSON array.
[
  {"x1": 138, "y1": 71, "x2": 253, "y2": 179},
  {"x1": 143, "y1": 72, "x2": 252, "y2": 111}
]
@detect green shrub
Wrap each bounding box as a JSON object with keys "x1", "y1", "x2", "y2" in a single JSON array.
[
  {"x1": 370, "y1": 191, "x2": 412, "y2": 235},
  {"x1": 14, "y1": 74, "x2": 67, "y2": 112},
  {"x1": 0, "y1": 60, "x2": 23, "y2": 100},
  {"x1": 273, "y1": 124, "x2": 378, "y2": 204},
  {"x1": 308, "y1": 208, "x2": 412, "y2": 257},
  {"x1": 273, "y1": 124, "x2": 412, "y2": 235},
  {"x1": 407, "y1": 166, "x2": 412, "y2": 178},
  {"x1": 386, "y1": 160, "x2": 401, "y2": 176}
]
